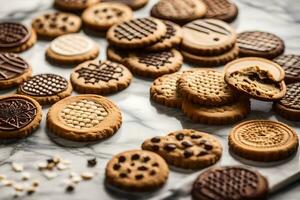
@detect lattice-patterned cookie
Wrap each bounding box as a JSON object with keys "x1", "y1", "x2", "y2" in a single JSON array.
[
  {"x1": 47, "y1": 95, "x2": 122, "y2": 141},
  {"x1": 192, "y1": 166, "x2": 269, "y2": 200},
  {"x1": 0, "y1": 95, "x2": 42, "y2": 140},
  {"x1": 237, "y1": 31, "x2": 285, "y2": 59},
  {"x1": 106, "y1": 150, "x2": 169, "y2": 191},
  {"x1": 142, "y1": 129, "x2": 222, "y2": 169},
  {"x1": 202, "y1": 0, "x2": 238, "y2": 23},
  {"x1": 106, "y1": 17, "x2": 167, "y2": 49},
  {"x1": 125, "y1": 48, "x2": 182, "y2": 78},
  {"x1": 82, "y1": 3, "x2": 133, "y2": 31},
  {"x1": 273, "y1": 54, "x2": 300, "y2": 83},
  {"x1": 224, "y1": 57, "x2": 286, "y2": 101},
  {"x1": 103, "y1": 0, "x2": 149, "y2": 10},
  {"x1": 177, "y1": 69, "x2": 237, "y2": 106},
  {"x1": 229, "y1": 120, "x2": 299, "y2": 162},
  {"x1": 18, "y1": 74, "x2": 72, "y2": 105},
  {"x1": 71, "y1": 60, "x2": 132, "y2": 94},
  {"x1": 54, "y1": 0, "x2": 100, "y2": 11}
]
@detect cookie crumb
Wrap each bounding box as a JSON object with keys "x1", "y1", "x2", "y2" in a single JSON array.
[
  {"x1": 32, "y1": 180, "x2": 39, "y2": 187},
  {"x1": 27, "y1": 187, "x2": 36, "y2": 195},
  {"x1": 22, "y1": 172, "x2": 30, "y2": 181},
  {"x1": 38, "y1": 162, "x2": 48, "y2": 171},
  {"x1": 87, "y1": 158, "x2": 97, "y2": 167},
  {"x1": 81, "y1": 172, "x2": 94, "y2": 180},
  {"x1": 14, "y1": 183, "x2": 24, "y2": 192},
  {"x1": 0, "y1": 174, "x2": 7, "y2": 180},
  {"x1": 57, "y1": 163, "x2": 69, "y2": 171},
  {"x1": 2, "y1": 179, "x2": 14, "y2": 187},
  {"x1": 43, "y1": 171, "x2": 58, "y2": 180},
  {"x1": 12, "y1": 163, "x2": 24, "y2": 172}
]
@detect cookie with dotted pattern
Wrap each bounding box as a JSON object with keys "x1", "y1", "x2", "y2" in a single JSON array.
[
  {"x1": 274, "y1": 82, "x2": 300, "y2": 121},
  {"x1": 106, "y1": 17, "x2": 167, "y2": 49},
  {"x1": 46, "y1": 33, "x2": 99, "y2": 65},
  {"x1": 31, "y1": 12, "x2": 82, "y2": 38},
  {"x1": 17, "y1": 74, "x2": 72, "y2": 105},
  {"x1": 202, "y1": 0, "x2": 238, "y2": 23},
  {"x1": 237, "y1": 31, "x2": 285, "y2": 59},
  {"x1": 0, "y1": 53, "x2": 32, "y2": 89},
  {"x1": 105, "y1": 150, "x2": 169, "y2": 191},
  {"x1": 0, "y1": 94, "x2": 42, "y2": 140},
  {"x1": 177, "y1": 69, "x2": 237, "y2": 106},
  {"x1": 103, "y1": 0, "x2": 148, "y2": 10},
  {"x1": 229, "y1": 120, "x2": 299, "y2": 162},
  {"x1": 273, "y1": 54, "x2": 300, "y2": 83},
  {"x1": 125, "y1": 48, "x2": 182, "y2": 78},
  {"x1": 224, "y1": 57, "x2": 286, "y2": 101},
  {"x1": 47, "y1": 95, "x2": 122, "y2": 142},
  {"x1": 106, "y1": 45, "x2": 129, "y2": 64},
  {"x1": 70, "y1": 60, "x2": 132, "y2": 94},
  {"x1": 192, "y1": 166, "x2": 269, "y2": 200},
  {"x1": 142, "y1": 129, "x2": 222, "y2": 169},
  {"x1": 54, "y1": 0, "x2": 100, "y2": 12}
]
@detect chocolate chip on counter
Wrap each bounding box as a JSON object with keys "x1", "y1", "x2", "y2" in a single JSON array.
[
  {"x1": 138, "y1": 166, "x2": 148, "y2": 171},
  {"x1": 87, "y1": 158, "x2": 97, "y2": 167},
  {"x1": 197, "y1": 150, "x2": 209, "y2": 156},
  {"x1": 150, "y1": 136, "x2": 161, "y2": 143},
  {"x1": 131, "y1": 154, "x2": 140, "y2": 160},
  {"x1": 113, "y1": 163, "x2": 121, "y2": 170},
  {"x1": 118, "y1": 156, "x2": 126, "y2": 163},
  {"x1": 175, "y1": 133, "x2": 184, "y2": 141},
  {"x1": 135, "y1": 174, "x2": 144, "y2": 180},
  {"x1": 152, "y1": 145, "x2": 160, "y2": 151},
  {"x1": 181, "y1": 141, "x2": 193, "y2": 148},
  {"x1": 164, "y1": 144, "x2": 176, "y2": 151},
  {"x1": 183, "y1": 150, "x2": 193, "y2": 158}
]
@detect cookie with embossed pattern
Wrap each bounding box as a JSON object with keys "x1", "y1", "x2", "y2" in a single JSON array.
[
  {"x1": 125, "y1": 48, "x2": 182, "y2": 78},
  {"x1": 106, "y1": 45, "x2": 129, "y2": 64},
  {"x1": 273, "y1": 54, "x2": 300, "y2": 83},
  {"x1": 47, "y1": 95, "x2": 122, "y2": 142},
  {"x1": 202, "y1": 0, "x2": 238, "y2": 23},
  {"x1": 54, "y1": 0, "x2": 100, "y2": 12},
  {"x1": 0, "y1": 94, "x2": 42, "y2": 140},
  {"x1": 229, "y1": 120, "x2": 299, "y2": 162},
  {"x1": 17, "y1": 74, "x2": 72, "y2": 105},
  {"x1": 71, "y1": 60, "x2": 132, "y2": 94},
  {"x1": 106, "y1": 17, "x2": 167, "y2": 49},
  {"x1": 142, "y1": 129, "x2": 222, "y2": 169},
  {"x1": 103, "y1": 0, "x2": 148, "y2": 10}
]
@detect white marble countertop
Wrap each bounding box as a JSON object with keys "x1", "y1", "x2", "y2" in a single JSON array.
[{"x1": 0, "y1": 0, "x2": 300, "y2": 199}]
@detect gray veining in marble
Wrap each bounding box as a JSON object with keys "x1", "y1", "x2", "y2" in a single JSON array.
[{"x1": 0, "y1": 0, "x2": 300, "y2": 199}]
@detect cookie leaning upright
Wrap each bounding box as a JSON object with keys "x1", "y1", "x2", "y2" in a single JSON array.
[{"x1": 47, "y1": 95, "x2": 122, "y2": 142}]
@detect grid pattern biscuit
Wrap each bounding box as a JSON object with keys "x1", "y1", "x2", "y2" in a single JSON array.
[
  {"x1": 105, "y1": 150, "x2": 169, "y2": 191},
  {"x1": 177, "y1": 69, "x2": 237, "y2": 106},
  {"x1": 142, "y1": 129, "x2": 222, "y2": 169},
  {"x1": 237, "y1": 31, "x2": 285, "y2": 59},
  {"x1": 18, "y1": 74, "x2": 72, "y2": 105},
  {"x1": 103, "y1": 0, "x2": 149, "y2": 10},
  {"x1": 47, "y1": 95, "x2": 122, "y2": 142},
  {"x1": 106, "y1": 17, "x2": 167, "y2": 49},
  {"x1": 192, "y1": 166, "x2": 269, "y2": 200},
  {"x1": 32, "y1": 12, "x2": 81, "y2": 38},
  {"x1": 273, "y1": 54, "x2": 300, "y2": 83},
  {"x1": 71, "y1": 60, "x2": 132, "y2": 94},
  {"x1": 82, "y1": 3, "x2": 133, "y2": 31},
  {"x1": 202, "y1": 0, "x2": 238, "y2": 23},
  {"x1": 229, "y1": 120, "x2": 299, "y2": 162},
  {"x1": 0, "y1": 53, "x2": 32, "y2": 89},
  {"x1": 54, "y1": 0, "x2": 100, "y2": 11},
  {"x1": 0, "y1": 95, "x2": 42, "y2": 140}
]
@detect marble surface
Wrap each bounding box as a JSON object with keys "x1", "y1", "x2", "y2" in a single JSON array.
[{"x1": 0, "y1": 0, "x2": 300, "y2": 199}]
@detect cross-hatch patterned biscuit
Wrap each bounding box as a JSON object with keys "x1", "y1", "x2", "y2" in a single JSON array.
[
  {"x1": 273, "y1": 54, "x2": 300, "y2": 83},
  {"x1": 0, "y1": 22, "x2": 31, "y2": 48},
  {"x1": 278, "y1": 83, "x2": 300, "y2": 110},
  {"x1": 202, "y1": 0, "x2": 238, "y2": 23}
]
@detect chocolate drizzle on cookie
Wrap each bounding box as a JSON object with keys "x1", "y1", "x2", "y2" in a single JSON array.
[
  {"x1": 273, "y1": 54, "x2": 300, "y2": 82},
  {"x1": 0, "y1": 53, "x2": 29, "y2": 80},
  {"x1": 185, "y1": 20, "x2": 231, "y2": 36},
  {"x1": 0, "y1": 22, "x2": 31, "y2": 48},
  {"x1": 138, "y1": 51, "x2": 173, "y2": 69},
  {"x1": 279, "y1": 82, "x2": 300, "y2": 110}
]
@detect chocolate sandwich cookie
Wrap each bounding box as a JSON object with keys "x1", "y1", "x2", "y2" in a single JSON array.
[
  {"x1": 106, "y1": 18, "x2": 167, "y2": 49},
  {"x1": 274, "y1": 82, "x2": 300, "y2": 121},
  {"x1": 237, "y1": 31, "x2": 285, "y2": 59},
  {"x1": 202, "y1": 0, "x2": 238, "y2": 23},
  {"x1": 103, "y1": 0, "x2": 149, "y2": 10},
  {"x1": 0, "y1": 22, "x2": 36, "y2": 53},
  {"x1": 106, "y1": 150, "x2": 169, "y2": 191},
  {"x1": 47, "y1": 95, "x2": 122, "y2": 142},
  {"x1": 32, "y1": 12, "x2": 82, "y2": 38},
  {"x1": 0, "y1": 53, "x2": 32, "y2": 89},
  {"x1": 229, "y1": 120, "x2": 299, "y2": 162},
  {"x1": 18, "y1": 74, "x2": 72, "y2": 105},
  {"x1": 46, "y1": 33, "x2": 99, "y2": 65},
  {"x1": 82, "y1": 3, "x2": 133, "y2": 31},
  {"x1": 0, "y1": 95, "x2": 42, "y2": 140},
  {"x1": 142, "y1": 129, "x2": 222, "y2": 169},
  {"x1": 192, "y1": 166, "x2": 269, "y2": 200},
  {"x1": 106, "y1": 46, "x2": 129, "y2": 64},
  {"x1": 224, "y1": 57, "x2": 286, "y2": 101},
  {"x1": 125, "y1": 48, "x2": 182, "y2": 78},
  {"x1": 70, "y1": 60, "x2": 132, "y2": 94},
  {"x1": 273, "y1": 54, "x2": 300, "y2": 83},
  {"x1": 54, "y1": 0, "x2": 100, "y2": 12},
  {"x1": 150, "y1": 0, "x2": 207, "y2": 25}
]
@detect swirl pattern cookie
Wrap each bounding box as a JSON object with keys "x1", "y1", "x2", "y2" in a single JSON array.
[
  {"x1": 47, "y1": 95, "x2": 122, "y2": 142},
  {"x1": 202, "y1": 0, "x2": 238, "y2": 23},
  {"x1": 54, "y1": 0, "x2": 100, "y2": 11},
  {"x1": 229, "y1": 120, "x2": 299, "y2": 162},
  {"x1": 273, "y1": 54, "x2": 300, "y2": 83}
]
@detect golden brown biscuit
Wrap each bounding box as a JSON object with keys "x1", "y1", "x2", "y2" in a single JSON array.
[
  {"x1": 54, "y1": 0, "x2": 100, "y2": 12},
  {"x1": 103, "y1": 0, "x2": 148, "y2": 10}
]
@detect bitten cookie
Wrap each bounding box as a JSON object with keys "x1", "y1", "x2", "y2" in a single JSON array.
[
  {"x1": 125, "y1": 49, "x2": 182, "y2": 78},
  {"x1": 0, "y1": 22, "x2": 36, "y2": 53},
  {"x1": 202, "y1": 0, "x2": 238, "y2": 23},
  {"x1": 106, "y1": 46, "x2": 129, "y2": 64},
  {"x1": 274, "y1": 82, "x2": 300, "y2": 121},
  {"x1": 70, "y1": 60, "x2": 132, "y2": 94},
  {"x1": 177, "y1": 69, "x2": 237, "y2": 106},
  {"x1": 0, "y1": 53, "x2": 32, "y2": 89},
  {"x1": 31, "y1": 12, "x2": 82, "y2": 38},
  {"x1": 182, "y1": 97, "x2": 250, "y2": 125},
  {"x1": 105, "y1": 150, "x2": 169, "y2": 191},
  {"x1": 54, "y1": 0, "x2": 100, "y2": 12},
  {"x1": 192, "y1": 166, "x2": 269, "y2": 200},
  {"x1": 82, "y1": 3, "x2": 133, "y2": 31},
  {"x1": 273, "y1": 54, "x2": 300, "y2": 83},
  {"x1": 18, "y1": 74, "x2": 72, "y2": 105},
  {"x1": 224, "y1": 57, "x2": 286, "y2": 101},
  {"x1": 46, "y1": 33, "x2": 99, "y2": 65},
  {"x1": 106, "y1": 17, "x2": 167, "y2": 49},
  {"x1": 47, "y1": 95, "x2": 122, "y2": 142},
  {"x1": 237, "y1": 31, "x2": 285, "y2": 59},
  {"x1": 103, "y1": 0, "x2": 148, "y2": 10},
  {"x1": 142, "y1": 129, "x2": 222, "y2": 169},
  {"x1": 0, "y1": 95, "x2": 42, "y2": 140},
  {"x1": 229, "y1": 120, "x2": 299, "y2": 162}
]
